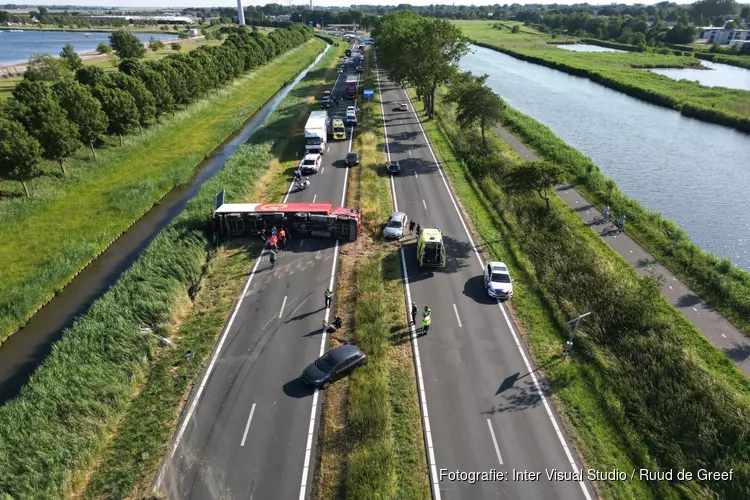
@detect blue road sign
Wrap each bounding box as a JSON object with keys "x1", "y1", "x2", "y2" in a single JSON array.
[
  {"x1": 363, "y1": 89, "x2": 374, "y2": 99},
  {"x1": 364, "y1": 39, "x2": 374, "y2": 45}
]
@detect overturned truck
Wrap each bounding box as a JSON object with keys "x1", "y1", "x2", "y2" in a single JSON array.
[{"x1": 212, "y1": 195, "x2": 361, "y2": 243}]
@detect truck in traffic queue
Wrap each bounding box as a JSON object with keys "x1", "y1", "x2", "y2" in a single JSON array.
[
  {"x1": 345, "y1": 75, "x2": 358, "y2": 100},
  {"x1": 353, "y1": 54, "x2": 361, "y2": 66},
  {"x1": 304, "y1": 111, "x2": 330, "y2": 154}
]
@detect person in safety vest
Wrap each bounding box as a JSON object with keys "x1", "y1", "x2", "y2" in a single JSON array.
[{"x1": 421, "y1": 314, "x2": 431, "y2": 336}]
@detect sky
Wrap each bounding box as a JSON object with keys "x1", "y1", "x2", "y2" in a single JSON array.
[{"x1": 26, "y1": 1, "x2": 693, "y2": 8}]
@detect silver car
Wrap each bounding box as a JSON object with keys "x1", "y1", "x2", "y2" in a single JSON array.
[{"x1": 383, "y1": 211, "x2": 408, "y2": 239}]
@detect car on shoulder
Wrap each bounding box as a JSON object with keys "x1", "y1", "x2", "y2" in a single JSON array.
[
  {"x1": 399, "y1": 102, "x2": 409, "y2": 111},
  {"x1": 302, "y1": 344, "x2": 367, "y2": 389},
  {"x1": 345, "y1": 151, "x2": 360, "y2": 166},
  {"x1": 386, "y1": 161, "x2": 400, "y2": 175},
  {"x1": 383, "y1": 211, "x2": 408, "y2": 239},
  {"x1": 299, "y1": 153, "x2": 322, "y2": 174},
  {"x1": 483, "y1": 261, "x2": 514, "y2": 300}
]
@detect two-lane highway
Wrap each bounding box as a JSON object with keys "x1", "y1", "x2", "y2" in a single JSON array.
[
  {"x1": 375, "y1": 56, "x2": 594, "y2": 500},
  {"x1": 158, "y1": 43, "x2": 361, "y2": 500}
]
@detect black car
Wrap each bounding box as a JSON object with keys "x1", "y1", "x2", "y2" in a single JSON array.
[
  {"x1": 302, "y1": 345, "x2": 366, "y2": 388},
  {"x1": 386, "y1": 161, "x2": 401, "y2": 175},
  {"x1": 345, "y1": 151, "x2": 360, "y2": 166},
  {"x1": 356, "y1": 66, "x2": 363, "y2": 73}
]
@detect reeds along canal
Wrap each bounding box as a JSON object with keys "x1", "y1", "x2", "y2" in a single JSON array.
[
  {"x1": 460, "y1": 44, "x2": 750, "y2": 270},
  {"x1": 0, "y1": 44, "x2": 329, "y2": 406}
]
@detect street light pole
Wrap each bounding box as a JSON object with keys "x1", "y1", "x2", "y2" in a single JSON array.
[{"x1": 563, "y1": 311, "x2": 591, "y2": 356}]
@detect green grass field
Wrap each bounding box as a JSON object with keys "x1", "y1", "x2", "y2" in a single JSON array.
[
  {"x1": 452, "y1": 20, "x2": 750, "y2": 123},
  {"x1": 412, "y1": 87, "x2": 750, "y2": 499},
  {"x1": 0, "y1": 38, "x2": 326, "y2": 343}
]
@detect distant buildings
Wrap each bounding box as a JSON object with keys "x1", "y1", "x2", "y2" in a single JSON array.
[
  {"x1": 698, "y1": 26, "x2": 750, "y2": 45},
  {"x1": 265, "y1": 14, "x2": 291, "y2": 22},
  {"x1": 77, "y1": 15, "x2": 196, "y2": 25}
]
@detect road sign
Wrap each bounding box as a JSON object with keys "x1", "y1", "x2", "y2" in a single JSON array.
[
  {"x1": 214, "y1": 190, "x2": 225, "y2": 210},
  {"x1": 363, "y1": 89, "x2": 374, "y2": 99},
  {"x1": 364, "y1": 39, "x2": 374, "y2": 45}
]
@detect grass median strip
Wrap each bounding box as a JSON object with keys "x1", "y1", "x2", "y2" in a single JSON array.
[
  {"x1": 0, "y1": 38, "x2": 325, "y2": 343},
  {"x1": 409, "y1": 86, "x2": 750, "y2": 499},
  {"x1": 313, "y1": 48, "x2": 431, "y2": 500},
  {"x1": 0, "y1": 39, "x2": 337, "y2": 500}
]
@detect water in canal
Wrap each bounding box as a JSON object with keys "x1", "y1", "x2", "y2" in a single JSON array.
[
  {"x1": 556, "y1": 43, "x2": 626, "y2": 53},
  {"x1": 461, "y1": 44, "x2": 750, "y2": 269},
  {"x1": 0, "y1": 43, "x2": 329, "y2": 406},
  {"x1": 650, "y1": 60, "x2": 750, "y2": 92},
  {"x1": 0, "y1": 30, "x2": 175, "y2": 66}
]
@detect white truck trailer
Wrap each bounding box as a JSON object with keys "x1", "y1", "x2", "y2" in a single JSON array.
[{"x1": 304, "y1": 110, "x2": 330, "y2": 154}]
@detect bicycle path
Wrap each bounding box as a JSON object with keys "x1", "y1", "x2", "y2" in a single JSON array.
[{"x1": 492, "y1": 124, "x2": 750, "y2": 376}]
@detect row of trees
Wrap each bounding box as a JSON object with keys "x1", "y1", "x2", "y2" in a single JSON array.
[{"x1": 0, "y1": 24, "x2": 313, "y2": 196}]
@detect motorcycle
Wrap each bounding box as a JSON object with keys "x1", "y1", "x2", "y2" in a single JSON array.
[{"x1": 295, "y1": 179, "x2": 310, "y2": 191}]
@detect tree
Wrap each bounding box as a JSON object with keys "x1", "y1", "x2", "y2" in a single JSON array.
[
  {"x1": 118, "y1": 57, "x2": 144, "y2": 76},
  {"x1": 59, "y1": 43, "x2": 83, "y2": 71},
  {"x1": 665, "y1": 23, "x2": 697, "y2": 44},
  {"x1": 109, "y1": 30, "x2": 146, "y2": 59},
  {"x1": 96, "y1": 42, "x2": 112, "y2": 54},
  {"x1": 136, "y1": 67, "x2": 174, "y2": 120},
  {"x1": 691, "y1": 0, "x2": 738, "y2": 20},
  {"x1": 511, "y1": 25, "x2": 521, "y2": 33},
  {"x1": 110, "y1": 73, "x2": 157, "y2": 131},
  {"x1": 151, "y1": 60, "x2": 189, "y2": 107},
  {"x1": 446, "y1": 78, "x2": 505, "y2": 147},
  {"x1": 52, "y1": 79, "x2": 108, "y2": 157},
  {"x1": 502, "y1": 161, "x2": 564, "y2": 214},
  {"x1": 171, "y1": 42, "x2": 182, "y2": 51},
  {"x1": 23, "y1": 53, "x2": 70, "y2": 82},
  {"x1": 149, "y1": 37, "x2": 166, "y2": 52},
  {"x1": 8, "y1": 80, "x2": 80, "y2": 175},
  {"x1": 0, "y1": 117, "x2": 42, "y2": 197},
  {"x1": 741, "y1": 6, "x2": 750, "y2": 20},
  {"x1": 91, "y1": 85, "x2": 139, "y2": 143}
]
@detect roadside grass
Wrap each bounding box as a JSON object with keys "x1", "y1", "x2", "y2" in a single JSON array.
[
  {"x1": 0, "y1": 40, "x2": 334, "y2": 499},
  {"x1": 75, "y1": 41, "x2": 344, "y2": 500},
  {"x1": 0, "y1": 37, "x2": 222, "y2": 100},
  {"x1": 453, "y1": 20, "x2": 750, "y2": 131},
  {"x1": 0, "y1": 38, "x2": 325, "y2": 343},
  {"x1": 313, "y1": 49, "x2": 430, "y2": 500},
  {"x1": 499, "y1": 104, "x2": 750, "y2": 338},
  {"x1": 410, "y1": 87, "x2": 750, "y2": 499}
]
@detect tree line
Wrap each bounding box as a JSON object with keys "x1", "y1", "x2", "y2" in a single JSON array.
[{"x1": 0, "y1": 24, "x2": 313, "y2": 196}]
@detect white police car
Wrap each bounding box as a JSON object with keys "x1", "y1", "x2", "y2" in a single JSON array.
[{"x1": 483, "y1": 262, "x2": 514, "y2": 300}]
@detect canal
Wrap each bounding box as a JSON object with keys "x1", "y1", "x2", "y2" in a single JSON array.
[{"x1": 461, "y1": 44, "x2": 750, "y2": 269}]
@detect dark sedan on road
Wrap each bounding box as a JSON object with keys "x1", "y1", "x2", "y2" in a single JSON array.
[
  {"x1": 386, "y1": 161, "x2": 400, "y2": 175},
  {"x1": 345, "y1": 151, "x2": 360, "y2": 166},
  {"x1": 302, "y1": 345, "x2": 367, "y2": 388}
]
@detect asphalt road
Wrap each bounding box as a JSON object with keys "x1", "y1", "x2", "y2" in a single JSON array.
[
  {"x1": 375, "y1": 58, "x2": 594, "y2": 500},
  {"x1": 158, "y1": 43, "x2": 360, "y2": 500}
]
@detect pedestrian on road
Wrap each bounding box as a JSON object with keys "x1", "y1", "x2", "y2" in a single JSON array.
[
  {"x1": 421, "y1": 314, "x2": 431, "y2": 336},
  {"x1": 411, "y1": 303, "x2": 418, "y2": 325},
  {"x1": 423, "y1": 305, "x2": 431, "y2": 319},
  {"x1": 619, "y1": 214, "x2": 626, "y2": 231},
  {"x1": 416, "y1": 224, "x2": 421, "y2": 237},
  {"x1": 270, "y1": 235, "x2": 278, "y2": 251},
  {"x1": 603, "y1": 204, "x2": 610, "y2": 220},
  {"x1": 261, "y1": 228, "x2": 267, "y2": 242},
  {"x1": 269, "y1": 250, "x2": 276, "y2": 269},
  {"x1": 325, "y1": 288, "x2": 333, "y2": 309},
  {"x1": 409, "y1": 220, "x2": 415, "y2": 235},
  {"x1": 272, "y1": 226, "x2": 278, "y2": 236}
]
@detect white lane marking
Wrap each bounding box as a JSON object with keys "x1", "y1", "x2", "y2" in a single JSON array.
[
  {"x1": 414, "y1": 171, "x2": 418, "y2": 179},
  {"x1": 279, "y1": 295, "x2": 287, "y2": 319},
  {"x1": 453, "y1": 304, "x2": 463, "y2": 328},
  {"x1": 313, "y1": 194, "x2": 317, "y2": 203},
  {"x1": 400, "y1": 74, "x2": 593, "y2": 500},
  {"x1": 409, "y1": 150, "x2": 412, "y2": 156},
  {"x1": 376, "y1": 57, "x2": 441, "y2": 500},
  {"x1": 162, "y1": 245, "x2": 264, "y2": 474},
  {"x1": 487, "y1": 419, "x2": 504, "y2": 465},
  {"x1": 321, "y1": 167, "x2": 325, "y2": 174},
  {"x1": 693, "y1": 307, "x2": 698, "y2": 312},
  {"x1": 240, "y1": 403, "x2": 257, "y2": 447},
  {"x1": 629, "y1": 250, "x2": 633, "y2": 253},
  {"x1": 422, "y1": 199, "x2": 427, "y2": 210},
  {"x1": 669, "y1": 285, "x2": 673, "y2": 290},
  {"x1": 299, "y1": 69, "x2": 358, "y2": 500},
  {"x1": 722, "y1": 334, "x2": 727, "y2": 338}
]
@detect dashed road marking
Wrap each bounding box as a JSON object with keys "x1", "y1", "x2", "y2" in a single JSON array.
[
  {"x1": 422, "y1": 199, "x2": 427, "y2": 210},
  {"x1": 487, "y1": 419, "x2": 504, "y2": 465},
  {"x1": 453, "y1": 304, "x2": 463, "y2": 328},
  {"x1": 240, "y1": 404, "x2": 257, "y2": 447},
  {"x1": 279, "y1": 295, "x2": 287, "y2": 319},
  {"x1": 313, "y1": 194, "x2": 317, "y2": 203}
]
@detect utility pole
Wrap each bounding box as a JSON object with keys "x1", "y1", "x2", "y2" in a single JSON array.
[
  {"x1": 236, "y1": 0, "x2": 245, "y2": 25},
  {"x1": 563, "y1": 311, "x2": 591, "y2": 357}
]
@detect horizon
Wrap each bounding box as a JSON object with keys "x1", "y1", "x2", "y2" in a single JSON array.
[{"x1": 7, "y1": 1, "x2": 700, "y2": 10}]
